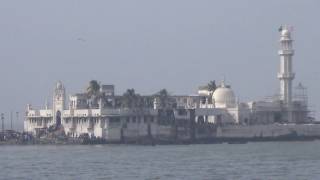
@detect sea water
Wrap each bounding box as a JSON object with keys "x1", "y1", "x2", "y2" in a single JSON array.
[{"x1": 1, "y1": 141, "x2": 320, "y2": 180}]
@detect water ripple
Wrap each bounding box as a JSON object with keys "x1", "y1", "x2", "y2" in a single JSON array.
[{"x1": 1, "y1": 142, "x2": 320, "y2": 180}]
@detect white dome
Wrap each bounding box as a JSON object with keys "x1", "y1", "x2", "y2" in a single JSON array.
[
  {"x1": 212, "y1": 83, "x2": 236, "y2": 108},
  {"x1": 56, "y1": 81, "x2": 63, "y2": 89},
  {"x1": 281, "y1": 29, "x2": 290, "y2": 36}
]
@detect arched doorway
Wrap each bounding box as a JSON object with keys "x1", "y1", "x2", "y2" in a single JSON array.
[{"x1": 56, "y1": 110, "x2": 62, "y2": 127}]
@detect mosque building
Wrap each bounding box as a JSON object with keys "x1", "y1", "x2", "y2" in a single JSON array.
[
  {"x1": 194, "y1": 25, "x2": 309, "y2": 125},
  {"x1": 24, "y1": 26, "x2": 320, "y2": 140}
]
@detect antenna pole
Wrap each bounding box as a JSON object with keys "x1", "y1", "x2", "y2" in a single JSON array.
[
  {"x1": 1, "y1": 113, "x2": 4, "y2": 133},
  {"x1": 16, "y1": 112, "x2": 19, "y2": 131},
  {"x1": 10, "y1": 111, "x2": 13, "y2": 130}
]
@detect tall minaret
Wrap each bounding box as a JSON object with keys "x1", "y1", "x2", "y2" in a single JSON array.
[
  {"x1": 53, "y1": 81, "x2": 66, "y2": 124},
  {"x1": 277, "y1": 25, "x2": 295, "y2": 121}
]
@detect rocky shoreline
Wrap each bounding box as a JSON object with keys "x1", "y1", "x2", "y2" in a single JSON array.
[{"x1": 2, "y1": 134, "x2": 320, "y2": 146}]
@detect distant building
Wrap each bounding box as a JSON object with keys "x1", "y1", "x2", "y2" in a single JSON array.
[{"x1": 24, "y1": 26, "x2": 313, "y2": 140}]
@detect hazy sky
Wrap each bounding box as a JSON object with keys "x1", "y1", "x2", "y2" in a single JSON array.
[{"x1": 0, "y1": 0, "x2": 319, "y2": 129}]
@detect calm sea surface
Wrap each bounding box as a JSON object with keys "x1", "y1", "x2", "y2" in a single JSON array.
[{"x1": 1, "y1": 141, "x2": 320, "y2": 180}]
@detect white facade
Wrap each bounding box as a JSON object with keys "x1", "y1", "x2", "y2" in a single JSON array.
[
  {"x1": 195, "y1": 26, "x2": 309, "y2": 125},
  {"x1": 212, "y1": 81, "x2": 236, "y2": 108},
  {"x1": 24, "y1": 26, "x2": 314, "y2": 140},
  {"x1": 24, "y1": 82, "x2": 171, "y2": 140},
  {"x1": 278, "y1": 26, "x2": 295, "y2": 122},
  {"x1": 52, "y1": 81, "x2": 65, "y2": 125}
]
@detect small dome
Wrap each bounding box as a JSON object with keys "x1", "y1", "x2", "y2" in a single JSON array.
[
  {"x1": 56, "y1": 81, "x2": 63, "y2": 89},
  {"x1": 212, "y1": 82, "x2": 236, "y2": 108},
  {"x1": 281, "y1": 29, "x2": 290, "y2": 36}
]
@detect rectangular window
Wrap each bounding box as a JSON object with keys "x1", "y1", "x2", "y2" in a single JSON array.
[
  {"x1": 37, "y1": 120, "x2": 42, "y2": 126},
  {"x1": 178, "y1": 109, "x2": 187, "y2": 116},
  {"x1": 109, "y1": 118, "x2": 120, "y2": 123}
]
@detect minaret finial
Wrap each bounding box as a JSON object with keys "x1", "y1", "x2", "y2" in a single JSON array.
[
  {"x1": 45, "y1": 98, "x2": 49, "y2": 110},
  {"x1": 221, "y1": 75, "x2": 226, "y2": 87}
]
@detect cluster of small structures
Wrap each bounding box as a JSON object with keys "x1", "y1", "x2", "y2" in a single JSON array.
[
  {"x1": 0, "y1": 130, "x2": 33, "y2": 145},
  {"x1": 3, "y1": 26, "x2": 320, "y2": 145}
]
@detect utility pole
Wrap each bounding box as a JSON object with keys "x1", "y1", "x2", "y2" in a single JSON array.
[
  {"x1": 10, "y1": 111, "x2": 13, "y2": 130},
  {"x1": 16, "y1": 112, "x2": 19, "y2": 131},
  {"x1": 1, "y1": 113, "x2": 4, "y2": 133}
]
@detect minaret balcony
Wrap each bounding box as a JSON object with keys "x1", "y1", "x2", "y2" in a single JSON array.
[
  {"x1": 280, "y1": 37, "x2": 293, "y2": 41},
  {"x1": 278, "y1": 50, "x2": 294, "y2": 55},
  {"x1": 277, "y1": 73, "x2": 295, "y2": 79}
]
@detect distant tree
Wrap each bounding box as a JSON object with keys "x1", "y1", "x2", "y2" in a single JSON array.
[
  {"x1": 155, "y1": 89, "x2": 173, "y2": 109},
  {"x1": 121, "y1": 89, "x2": 173, "y2": 109},
  {"x1": 114, "y1": 97, "x2": 123, "y2": 108},
  {"x1": 143, "y1": 96, "x2": 154, "y2": 108},
  {"x1": 87, "y1": 80, "x2": 101, "y2": 108},
  {"x1": 122, "y1": 88, "x2": 139, "y2": 108},
  {"x1": 87, "y1": 80, "x2": 100, "y2": 97},
  {"x1": 207, "y1": 80, "x2": 217, "y2": 92},
  {"x1": 135, "y1": 94, "x2": 145, "y2": 109}
]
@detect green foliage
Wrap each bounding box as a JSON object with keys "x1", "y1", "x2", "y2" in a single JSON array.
[
  {"x1": 86, "y1": 80, "x2": 101, "y2": 108},
  {"x1": 155, "y1": 89, "x2": 174, "y2": 109},
  {"x1": 207, "y1": 80, "x2": 217, "y2": 92},
  {"x1": 87, "y1": 80, "x2": 100, "y2": 97},
  {"x1": 122, "y1": 89, "x2": 142, "y2": 108},
  {"x1": 121, "y1": 89, "x2": 159, "y2": 109}
]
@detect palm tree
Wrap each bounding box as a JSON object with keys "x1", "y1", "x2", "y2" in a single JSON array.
[
  {"x1": 122, "y1": 88, "x2": 138, "y2": 108},
  {"x1": 155, "y1": 89, "x2": 172, "y2": 109},
  {"x1": 87, "y1": 80, "x2": 101, "y2": 108},
  {"x1": 206, "y1": 81, "x2": 216, "y2": 104},
  {"x1": 143, "y1": 96, "x2": 154, "y2": 108},
  {"x1": 87, "y1": 80, "x2": 100, "y2": 96},
  {"x1": 207, "y1": 80, "x2": 217, "y2": 92},
  {"x1": 135, "y1": 94, "x2": 145, "y2": 109}
]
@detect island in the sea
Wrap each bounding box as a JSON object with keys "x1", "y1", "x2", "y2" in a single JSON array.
[{"x1": 2, "y1": 25, "x2": 320, "y2": 145}]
